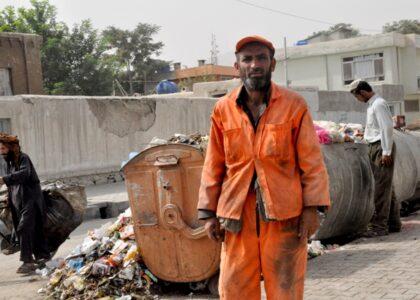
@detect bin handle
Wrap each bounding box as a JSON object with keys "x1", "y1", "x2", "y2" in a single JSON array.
[
  {"x1": 154, "y1": 155, "x2": 179, "y2": 167},
  {"x1": 162, "y1": 204, "x2": 207, "y2": 239}
]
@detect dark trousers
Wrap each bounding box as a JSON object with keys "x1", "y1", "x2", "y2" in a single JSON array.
[
  {"x1": 10, "y1": 198, "x2": 50, "y2": 263},
  {"x1": 368, "y1": 142, "x2": 401, "y2": 231}
]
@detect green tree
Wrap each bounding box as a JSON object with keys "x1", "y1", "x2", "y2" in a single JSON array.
[
  {"x1": 102, "y1": 23, "x2": 169, "y2": 95},
  {"x1": 50, "y1": 20, "x2": 114, "y2": 95},
  {"x1": 306, "y1": 23, "x2": 360, "y2": 40},
  {"x1": 383, "y1": 19, "x2": 420, "y2": 34},
  {"x1": 0, "y1": 0, "x2": 112, "y2": 95}
]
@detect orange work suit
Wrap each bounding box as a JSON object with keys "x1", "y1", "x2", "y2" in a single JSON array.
[{"x1": 198, "y1": 82, "x2": 330, "y2": 299}]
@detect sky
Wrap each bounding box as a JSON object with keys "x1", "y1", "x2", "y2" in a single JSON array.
[{"x1": 1, "y1": 0, "x2": 419, "y2": 67}]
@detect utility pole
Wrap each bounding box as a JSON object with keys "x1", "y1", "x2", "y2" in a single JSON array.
[
  {"x1": 284, "y1": 37, "x2": 289, "y2": 88},
  {"x1": 127, "y1": 59, "x2": 133, "y2": 95},
  {"x1": 143, "y1": 70, "x2": 147, "y2": 95},
  {"x1": 210, "y1": 34, "x2": 219, "y2": 65}
]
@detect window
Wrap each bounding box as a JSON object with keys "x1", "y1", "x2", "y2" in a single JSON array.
[
  {"x1": 387, "y1": 102, "x2": 402, "y2": 116},
  {"x1": 0, "y1": 68, "x2": 12, "y2": 96},
  {"x1": 342, "y1": 53, "x2": 384, "y2": 85},
  {"x1": 0, "y1": 119, "x2": 11, "y2": 134},
  {"x1": 405, "y1": 100, "x2": 420, "y2": 112}
]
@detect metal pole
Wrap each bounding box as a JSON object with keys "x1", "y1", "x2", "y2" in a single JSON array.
[{"x1": 283, "y1": 37, "x2": 289, "y2": 88}]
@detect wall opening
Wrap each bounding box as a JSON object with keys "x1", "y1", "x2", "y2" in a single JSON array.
[
  {"x1": 0, "y1": 68, "x2": 12, "y2": 96},
  {"x1": 0, "y1": 118, "x2": 11, "y2": 134}
]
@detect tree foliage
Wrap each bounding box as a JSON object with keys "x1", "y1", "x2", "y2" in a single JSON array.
[
  {"x1": 102, "y1": 24, "x2": 169, "y2": 95},
  {"x1": 306, "y1": 23, "x2": 360, "y2": 40},
  {"x1": 383, "y1": 19, "x2": 420, "y2": 34},
  {"x1": 0, "y1": 0, "x2": 168, "y2": 95}
]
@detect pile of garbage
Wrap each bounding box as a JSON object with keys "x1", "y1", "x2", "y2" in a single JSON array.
[
  {"x1": 150, "y1": 133, "x2": 209, "y2": 152},
  {"x1": 307, "y1": 240, "x2": 341, "y2": 259},
  {"x1": 168, "y1": 133, "x2": 209, "y2": 151},
  {"x1": 121, "y1": 133, "x2": 209, "y2": 168},
  {"x1": 313, "y1": 121, "x2": 365, "y2": 145},
  {"x1": 40, "y1": 208, "x2": 158, "y2": 300}
]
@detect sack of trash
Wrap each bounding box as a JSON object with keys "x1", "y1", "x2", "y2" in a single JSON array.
[
  {"x1": 0, "y1": 182, "x2": 86, "y2": 255},
  {"x1": 43, "y1": 182, "x2": 87, "y2": 254}
]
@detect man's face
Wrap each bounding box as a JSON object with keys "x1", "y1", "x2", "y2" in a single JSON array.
[
  {"x1": 235, "y1": 43, "x2": 276, "y2": 91},
  {"x1": 0, "y1": 143, "x2": 9, "y2": 159},
  {"x1": 351, "y1": 90, "x2": 369, "y2": 103}
]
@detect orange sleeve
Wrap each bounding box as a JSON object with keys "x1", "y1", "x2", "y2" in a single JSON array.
[
  {"x1": 294, "y1": 107, "x2": 331, "y2": 207},
  {"x1": 197, "y1": 105, "x2": 226, "y2": 212}
]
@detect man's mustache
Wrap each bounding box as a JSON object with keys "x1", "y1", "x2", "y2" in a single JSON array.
[{"x1": 248, "y1": 68, "x2": 264, "y2": 76}]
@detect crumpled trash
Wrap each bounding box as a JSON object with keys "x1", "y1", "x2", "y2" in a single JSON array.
[
  {"x1": 119, "y1": 224, "x2": 135, "y2": 240},
  {"x1": 116, "y1": 296, "x2": 132, "y2": 300},
  {"x1": 36, "y1": 267, "x2": 51, "y2": 278},
  {"x1": 43, "y1": 208, "x2": 157, "y2": 299},
  {"x1": 123, "y1": 244, "x2": 139, "y2": 267},
  {"x1": 111, "y1": 240, "x2": 128, "y2": 255},
  {"x1": 67, "y1": 258, "x2": 85, "y2": 272},
  {"x1": 80, "y1": 237, "x2": 100, "y2": 255},
  {"x1": 92, "y1": 259, "x2": 112, "y2": 276},
  {"x1": 313, "y1": 121, "x2": 366, "y2": 145},
  {"x1": 325, "y1": 244, "x2": 341, "y2": 251},
  {"x1": 307, "y1": 240, "x2": 325, "y2": 258}
]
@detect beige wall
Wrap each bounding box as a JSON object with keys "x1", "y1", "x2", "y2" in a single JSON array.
[{"x1": 0, "y1": 95, "x2": 215, "y2": 180}]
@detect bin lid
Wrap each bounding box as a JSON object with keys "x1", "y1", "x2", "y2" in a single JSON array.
[{"x1": 123, "y1": 144, "x2": 220, "y2": 282}]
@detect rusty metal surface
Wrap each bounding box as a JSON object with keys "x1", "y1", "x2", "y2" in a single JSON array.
[{"x1": 123, "y1": 144, "x2": 220, "y2": 283}]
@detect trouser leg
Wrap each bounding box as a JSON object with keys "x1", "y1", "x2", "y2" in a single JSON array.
[
  {"x1": 219, "y1": 192, "x2": 261, "y2": 300},
  {"x1": 260, "y1": 216, "x2": 307, "y2": 300},
  {"x1": 369, "y1": 142, "x2": 396, "y2": 231},
  {"x1": 388, "y1": 189, "x2": 402, "y2": 231},
  {"x1": 16, "y1": 201, "x2": 36, "y2": 263},
  {"x1": 32, "y1": 208, "x2": 50, "y2": 260}
]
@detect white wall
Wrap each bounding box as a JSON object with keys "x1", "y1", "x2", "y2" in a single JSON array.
[
  {"x1": 274, "y1": 56, "x2": 327, "y2": 89},
  {"x1": 274, "y1": 46, "x2": 401, "y2": 92}
]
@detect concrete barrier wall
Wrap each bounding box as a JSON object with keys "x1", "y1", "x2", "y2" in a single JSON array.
[
  {"x1": 0, "y1": 95, "x2": 216, "y2": 180},
  {"x1": 0, "y1": 83, "x2": 405, "y2": 181}
]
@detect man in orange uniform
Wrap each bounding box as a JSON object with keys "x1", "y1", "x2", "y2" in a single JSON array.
[{"x1": 197, "y1": 36, "x2": 330, "y2": 299}]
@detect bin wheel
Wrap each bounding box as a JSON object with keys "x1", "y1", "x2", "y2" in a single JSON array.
[{"x1": 208, "y1": 273, "x2": 219, "y2": 296}]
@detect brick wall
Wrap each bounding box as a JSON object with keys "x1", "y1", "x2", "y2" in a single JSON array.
[{"x1": 0, "y1": 32, "x2": 43, "y2": 95}]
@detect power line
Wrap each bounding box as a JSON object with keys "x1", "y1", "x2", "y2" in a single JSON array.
[{"x1": 232, "y1": 0, "x2": 381, "y2": 33}]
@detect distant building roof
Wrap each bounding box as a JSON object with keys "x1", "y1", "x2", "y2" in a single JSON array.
[
  {"x1": 174, "y1": 64, "x2": 238, "y2": 80},
  {"x1": 278, "y1": 32, "x2": 411, "y2": 60}
]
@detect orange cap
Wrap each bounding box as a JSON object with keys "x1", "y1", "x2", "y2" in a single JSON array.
[{"x1": 235, "y1": 35, "x2": 275, "y2": 54}]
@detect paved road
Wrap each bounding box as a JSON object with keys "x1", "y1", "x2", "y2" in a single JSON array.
[
  {"x1": 305, "y1": 213, "x2": 420, "y2": 300},
  {"x1": 1, "y1": 213, "x2": 420, "y2": 299}
]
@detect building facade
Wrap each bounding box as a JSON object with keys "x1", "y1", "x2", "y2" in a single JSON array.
[
  {"x1": 0, "y1": 32, "x2": 43, "y2": 96},
  {"x1": 172, "y1": 60, "x2": 239, "y2": 91},
  {"x1": 274, "y1": 33, "x2": 420, "y2": 123}
]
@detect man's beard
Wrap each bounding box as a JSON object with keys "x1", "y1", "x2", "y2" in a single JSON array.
[
  {"x1": 2, "y1": 152, "x2": 13, "y2": 162},
  {"x1": 241, "y1": 69, "x2": 271, "y2": 91}
]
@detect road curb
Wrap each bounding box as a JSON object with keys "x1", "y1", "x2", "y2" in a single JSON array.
[{"x1": 83, "y1": 200, "x2": 130, "y2": 220}]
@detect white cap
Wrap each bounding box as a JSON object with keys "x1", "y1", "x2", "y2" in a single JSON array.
[{"x1": 348, "y1": 79, "x2": 361, "y2": 92}]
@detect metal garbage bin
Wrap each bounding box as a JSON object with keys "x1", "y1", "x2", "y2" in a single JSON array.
[{"x1": 122, "y1": 144, "x2": 220, "y2": 286}]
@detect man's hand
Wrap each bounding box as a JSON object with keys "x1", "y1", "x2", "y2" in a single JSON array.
[
  {"x1": 298, "y1": 207, "x2": 320, "y2": 241},
  {"x1": 381, "y1": 155, "x2": 392, "y2": 167},
  {"x1": 204, "y1": 217, "x2": 224, "y2": 242}
]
